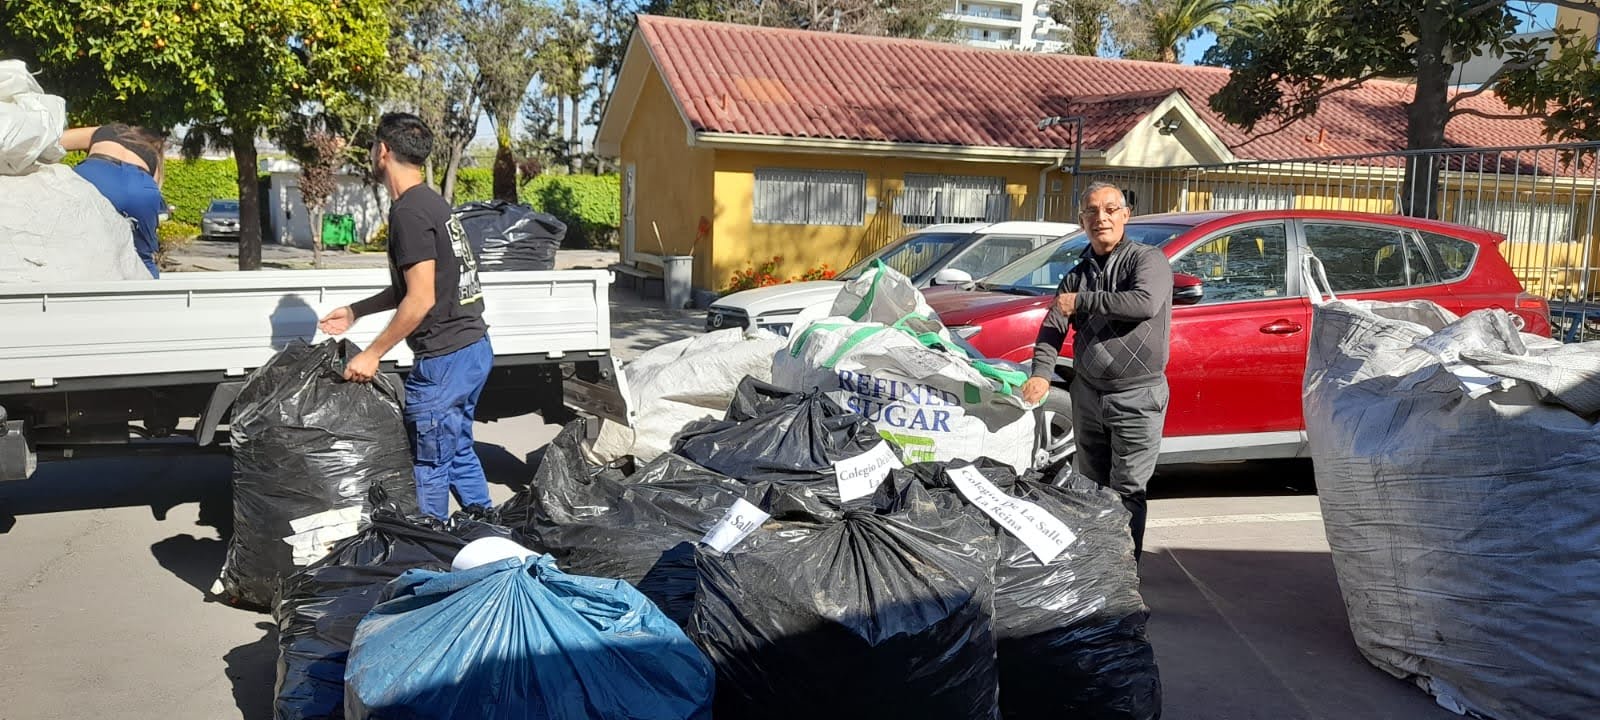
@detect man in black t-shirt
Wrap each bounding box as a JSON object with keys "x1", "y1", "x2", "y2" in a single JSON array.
[{"x1": 317, "y1": 113, "x2": 492, "y2": 520}]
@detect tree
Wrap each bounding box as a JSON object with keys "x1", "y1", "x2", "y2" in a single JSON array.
[
  {"x1": 541, "y1": 0, "x2": 596, "y2": 174},
  {"x1": 1204, "y1": 0, "x2": 1600, "y2": 216},
  {"x1": 1052, "y1": 0, "x2": 1116, "y2": 55},
  {"x1": 466, "y1": 0, "x2": 553, "y2": 202},
  {"x1": 4, "y1": 0, "x2": 391, "y2": 271},
  {"x1": 285, "y1": 126, "x2": 347, "y2": 269},
  {"x1": 1118, "y1": 0, "x2": 1230, "y2": 62},
  {"x1": 390, "y1": 0, "x2": 482, "y2": 202}
]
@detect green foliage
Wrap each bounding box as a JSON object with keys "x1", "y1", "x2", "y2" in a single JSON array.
[
  {"x1": 157, "y1": 220, "x2": 200, "y2": 245},
  {"x1": 1204, "y1": 0, "x2": 1522, "y2": 136},
  {"x1": 453, "y1": 171, "x2": 620, "y2": 249},
  {"x1": 529, "y1": 174, "x2": 621, "y2": 249},
  {"x1": 160, "y1": 159, "x2": 240, "y2": 226}
]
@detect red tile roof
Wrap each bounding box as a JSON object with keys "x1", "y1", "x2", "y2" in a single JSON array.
[{"x1": 636, "y1": 15, "x2": 1554, "y2": 161}]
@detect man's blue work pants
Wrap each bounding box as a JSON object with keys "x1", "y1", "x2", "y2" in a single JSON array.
[{"x1": 404, "y1": 336, "x2": 493, "y2": 519}]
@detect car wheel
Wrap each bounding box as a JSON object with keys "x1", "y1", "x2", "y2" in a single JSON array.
[{"x1": 1033, "y1": 388, "x2": 1074, "y2": 477}]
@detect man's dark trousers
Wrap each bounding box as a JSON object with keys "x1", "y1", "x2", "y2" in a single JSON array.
[
  {"x1": 404, "y1": 336, "x2": 493, "y2": 519},
  {"x1": 1070, "y1": 377, "x2": 1169, "y2": 558}
]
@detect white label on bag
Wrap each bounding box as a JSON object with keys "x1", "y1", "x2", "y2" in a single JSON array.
[
  {"x1": 283, "y1": 505, "x2": 365, "y2": 566},
  {"x1": 947, "y1": 465, "x2": 1075, "y2": 563},
  {"x1": 834, "y1": 441, "x2": 904, "y2": 502},
  {"x1": 700, "y1": 498, "x2": 770, "y2": 553}
]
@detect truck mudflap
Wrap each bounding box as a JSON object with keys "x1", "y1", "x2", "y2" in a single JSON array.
[
  {"x1": 561, "y1": 356, "x2": 633, "y2": 427},
  {"x1": 1, "y1": 408, "x2": 36, "y2": 482}
]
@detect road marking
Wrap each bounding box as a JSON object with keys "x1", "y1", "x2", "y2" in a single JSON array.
[{"x1": 1147, "y1": 511, "x2": 1322, "y2": 528}]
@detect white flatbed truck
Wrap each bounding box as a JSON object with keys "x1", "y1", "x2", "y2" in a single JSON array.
[{"x1": 0, "y1": 268, "x2": 623, "y2": 480}]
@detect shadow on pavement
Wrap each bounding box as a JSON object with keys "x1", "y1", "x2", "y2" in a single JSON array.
[
  {"x1": 475, "y1": 442, "x2": 533, "y2": 492},
  {"x1": 1138, "y1": 547, "x2": 1456, "y2": 720},
  {"x1": 0, "y1": 453, "x2": 232, "y2": 534},
  {"x1": 1148, "y1": 459, "x2": 1317, "y2": 500},
  {"x1": 226, "y1": 621, "x2": 278, "y2": 720}
]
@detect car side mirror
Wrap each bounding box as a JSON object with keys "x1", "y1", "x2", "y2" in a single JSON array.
[
  {"x1": 932, "y1": 267, "x2": 974, "y2": 287},
  {"x1": 1173, "y1": 272, "x2": 1204, "y2": 306}
]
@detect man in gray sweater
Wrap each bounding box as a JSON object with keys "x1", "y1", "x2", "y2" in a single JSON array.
[{"x1": 1021, "y1": 181, "x2": 1173, "y2": 558}]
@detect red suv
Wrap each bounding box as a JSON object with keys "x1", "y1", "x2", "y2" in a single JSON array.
[{"x1": 926, "y1": 210, "x2": 1553, "y2": 468}]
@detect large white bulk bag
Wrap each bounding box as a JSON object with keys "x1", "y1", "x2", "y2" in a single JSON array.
[
  {"x1": 583, "y1": 327, "x2": 788, "y2": 464},
  {"x1": 0, "y1": 164, "x2": 152, "y2": 282},
  {"x1": 0, "y1": 59, "x2": 66, "y2": 174},
  {"x1": 1303, "y1": 298, "x2": 1600, "y2": 720}
]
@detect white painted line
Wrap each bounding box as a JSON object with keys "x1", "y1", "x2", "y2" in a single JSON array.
[{"x1": 1147, "y1": 511, "x2": 1323, "y2": 528}]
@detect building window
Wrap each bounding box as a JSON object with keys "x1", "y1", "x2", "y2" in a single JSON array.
[
  {"x1": 1209, "y1": 183, "x2": 1295, "y2": 211},
  {"x1": 753, "y1": 168, "x2": 867, "y2": 226},
  {"x1": 898, "y1": 173, "x2": 1007, "y2": 225}
]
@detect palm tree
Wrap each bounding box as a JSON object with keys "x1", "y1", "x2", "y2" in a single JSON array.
[{"x1": 1139, "y1": 0, "x2": 1231, "y2": 62}]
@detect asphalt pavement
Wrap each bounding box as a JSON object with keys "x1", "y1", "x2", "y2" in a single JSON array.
[{"x1": 0, "y1": 282, "x2": 1462, "y2": 720}]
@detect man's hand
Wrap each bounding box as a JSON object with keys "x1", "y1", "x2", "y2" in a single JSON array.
[
  {"x1": 343, "y1": 350, "x2": 380, "y2": 383},
  {"x1": 1022, "y1": 376, "x2": 1051, "y2": 404},
  {"x1": 1055, "y1": 292, "x2": 1078, "y2": 317},
  {"x1": 319, "y1": 306, "x2": 355, "y2": 336}
]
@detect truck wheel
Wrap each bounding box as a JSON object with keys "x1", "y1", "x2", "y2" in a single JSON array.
[{"x1": 1033, "y1": 389, "x2": 1074, "y2": 476}]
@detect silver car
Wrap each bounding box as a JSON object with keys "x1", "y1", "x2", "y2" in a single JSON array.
[{"x1": 200, "y1": 199, "x2": 241, "y2": 241}]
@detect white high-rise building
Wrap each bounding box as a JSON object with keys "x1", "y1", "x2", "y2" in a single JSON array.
[{"x1": 945, "y1": 0, "x2": 1070, "y2": 53}]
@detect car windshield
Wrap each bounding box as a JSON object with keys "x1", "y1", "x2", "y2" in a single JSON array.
[
  {"x1": 837, "y1": 232, "x2": 972, "y2": 281},
  {"x1": 209, "y1": 200, "x2": 240, "y2": 212},
  {"x1": 976, "y1": 223, "x2": 1191, "y2": 295}
]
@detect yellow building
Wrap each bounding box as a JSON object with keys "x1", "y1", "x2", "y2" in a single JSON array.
[{"x1": 597, "y1": 16, "x2": 1597, "y2": 301}]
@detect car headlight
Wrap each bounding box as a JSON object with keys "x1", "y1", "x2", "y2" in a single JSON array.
[{"x1": 951, "y1": 325, "x2": 982, "y2": 339}]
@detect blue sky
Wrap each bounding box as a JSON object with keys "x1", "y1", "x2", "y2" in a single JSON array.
[{"x1": 1180, "y1": 1, "x2": 1561, "y2": 64}]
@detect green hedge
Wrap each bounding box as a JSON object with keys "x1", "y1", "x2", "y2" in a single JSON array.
[
  {"x1": 452, "y1": 170, "x2": 620, "y2": 250},
  {"x1": 161, "y1": 158, "x2": 240, "y2": 226}
]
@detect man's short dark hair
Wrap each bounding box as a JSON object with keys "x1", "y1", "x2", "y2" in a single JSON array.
[{"x1": 376, "y1": 113, "x2": 434, "y2": 166}]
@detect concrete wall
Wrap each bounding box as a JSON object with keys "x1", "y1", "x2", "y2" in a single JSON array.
[
  {"x1": 618, "y1": 66, "x2": 716, "y2": 284},
  {"x1": 708, "y1": 150, "x2": 1047, "y2": 293},
  {"x1": 266, "y1": 173, "x2": 388, "y2": 249}
]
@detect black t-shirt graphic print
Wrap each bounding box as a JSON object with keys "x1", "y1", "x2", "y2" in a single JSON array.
[{"x1": 386, "y1": 185, "x2": 489, "y2": 358}]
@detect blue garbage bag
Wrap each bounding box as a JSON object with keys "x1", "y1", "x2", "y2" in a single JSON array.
[{"x1": 344, "y1": 554, "x2": 715, "y2": 720}]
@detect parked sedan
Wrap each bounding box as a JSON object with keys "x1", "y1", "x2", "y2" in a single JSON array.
[
  {"x1": 200, "y1": 199, "x2": 241, "y2": 241},
  {"x1": 706, "y1": 220, "x2": 1079, "y2": 336},
  {"x1": 925, "y1": 210, "x2": 1553, "y2": 469}
]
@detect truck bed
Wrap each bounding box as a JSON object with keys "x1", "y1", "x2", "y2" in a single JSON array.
[{"x1": 0, "y1": 268, "x2": 613, "y2": 393}]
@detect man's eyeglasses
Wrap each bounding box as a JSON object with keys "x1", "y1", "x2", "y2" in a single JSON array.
[{"x1": 1081, "y1": 205, "x2": 1125, "y2": 217}]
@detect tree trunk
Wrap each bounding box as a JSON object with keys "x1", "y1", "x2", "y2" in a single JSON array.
[
  {"x1": 493, "y1": 124, "x2": 518, "y2": 203},
  {"x1": 425, "y1": 156, "x2": 436, "y2": 189},
  {"x1": 442, "y1": 139, "x2": 467, "y2": 204},
  {"x1": 233, "y1": 129, "x2": 263, "y2": 271},
  {"x1": 1403, "y1": 9, "x2": 1452, "y2": 218},
  {"x1": 570, "y1": 92, "x2": 582, "y2": 174},
  {"x1": 311, "y1": 208, "x2": 324, "y2": 269},
  {"x1": 556, "y1": 95, "x2": 568, "y2": 153}
]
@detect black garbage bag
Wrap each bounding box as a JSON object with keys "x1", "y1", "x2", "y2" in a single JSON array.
[
  {"x1": 219, "y1": 339, "x2": 416, "y2": 609},
  {"x1": 908, "y1": 460, "x2": 1160, "y2": 720},
  {"x1": 272, "y1": 500, "x2": 466, "y2": 720},
  {"x1": 672, "y1": 377, "x2": 891, "y2": 486},
  {"x1": 454, "y1": 200, "x2": 565, "y2": 272},
  {"x1": 691, "y1": 473, "x2": 1002, "y2": 720},
  {"x1": 499, "y1": 419, "x2": 753, "y2": 626}
]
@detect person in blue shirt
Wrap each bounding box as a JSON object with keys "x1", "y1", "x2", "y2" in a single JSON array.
[{"x1": 62, "y1": 124, "x2": 167, "y2": 278}]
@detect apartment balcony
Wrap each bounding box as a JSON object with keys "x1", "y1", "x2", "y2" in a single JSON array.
[{"x1": 951, "y1": 4, "x2": 1024, "y2": 26}]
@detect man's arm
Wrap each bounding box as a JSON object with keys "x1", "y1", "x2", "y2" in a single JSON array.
[
  {"x1": 1075, "y1": 248, "x2": 1171, "y2": 321},
  {"x1": 349, "y1": 287, "x2": 400, "y2": 318},
  {"x1": 1029, "y1": 271, "x2": 1082, "y2": 378},
  {"x1": 364, "y1": 261, "x2": 436, "y2": 359}
]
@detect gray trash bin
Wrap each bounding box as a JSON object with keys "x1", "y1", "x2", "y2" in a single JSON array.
[{"x1": 662, "y1": 255, "x2": 693, "y2": 310}]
